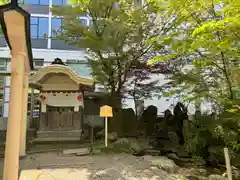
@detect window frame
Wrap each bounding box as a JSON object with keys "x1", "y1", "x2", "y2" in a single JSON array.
[
  {"x1": 51, "y1": 16, "x2": 90, "y2": 39},
  {"x1": 23, "y1": 0, "x2": 49, "y2": 5},
  {"x1": 52, "y1": 0, "x2": 67, "y2": 6},
  {"x1": 30, "y1": 17, "x2": 49, "y2": 39}
]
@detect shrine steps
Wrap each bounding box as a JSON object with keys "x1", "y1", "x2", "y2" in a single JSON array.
[{"x1": 34, "y1": 130, "x2": 82, "y2": 142}]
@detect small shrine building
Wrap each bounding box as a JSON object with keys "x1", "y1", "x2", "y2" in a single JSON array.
[{"x1": 29, "y1": 58, "x2": 104, "y2": 142}]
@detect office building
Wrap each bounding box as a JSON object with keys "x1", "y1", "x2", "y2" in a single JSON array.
[{"x1": 0, "y1": 0, "x2": 91, "y2": 121}]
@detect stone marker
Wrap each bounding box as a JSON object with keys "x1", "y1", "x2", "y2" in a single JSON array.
[{"x1": 63, "y1": 148, "x2": 90, "y2": 155}]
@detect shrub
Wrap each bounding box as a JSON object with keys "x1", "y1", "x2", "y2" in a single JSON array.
[{"x1": 185, "y1": 112, "x2": 240, "y2": 167}]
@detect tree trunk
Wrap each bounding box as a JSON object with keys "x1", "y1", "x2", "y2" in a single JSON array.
[
  {"x1": 107, "y1": 91, "x2": 122, "y2": 135},
  {"x1": 133, "y1": 94, "x2": 138, "y2": 122}
]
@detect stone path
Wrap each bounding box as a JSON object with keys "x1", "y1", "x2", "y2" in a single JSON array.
[{"x1": 0, "y1": 152, "x2": 182, "y2": 180}]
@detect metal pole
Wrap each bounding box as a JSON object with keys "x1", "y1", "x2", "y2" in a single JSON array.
[{"x1": 105, "y1": 117, "x2": 108, "y2": 147}]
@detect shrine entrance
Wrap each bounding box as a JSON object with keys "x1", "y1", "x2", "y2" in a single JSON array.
[
  {"x1": 29, "y1": 58, "x2": 94, "y2": 142},
  {"x1": 44, "y1": 106, "x2": 76, "y2": 130}
]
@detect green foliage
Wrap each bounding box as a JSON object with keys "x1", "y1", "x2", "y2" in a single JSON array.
[
  {"x1": 52, "y1": 0, "x2": 175, "y2": 134},
  {"x1": 186, "y1": 112, "x2": 240, "y2": 165},
  {"x1": 148, "y1": 0, "x2": 240, "y2": 106},
  {"x1": 0, "y1": 0, "x2": 8, "y2": 34},
  {"x1": 96, "y1": 142, "x2": 133, "y2": 154},
  {"x1": 52, "y1": 0, "x2": 161, "y2": 96},
  {"x1": 0, "y1": 0, "x2": 8, "y2": 5}
]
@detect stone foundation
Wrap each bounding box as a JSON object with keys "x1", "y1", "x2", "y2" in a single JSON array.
[{"x1": 34, "y1": 130, "x2": 83, "y2": 142}]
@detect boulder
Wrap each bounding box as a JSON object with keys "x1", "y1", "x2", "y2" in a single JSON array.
[
  {"x1": 112, "y1": 138, "x2": 148, "y2": 154},
  {"x1": 108, "y1": 132, "x2": 118, "y2": 142},
  {"x1": 233, "y1": 169, "x2": 240, "y2": 180},
  {"x1": 170, "y1": 174, "x2": 189, "y2": 180},
  {"x1": 208, "y1": 174, "x2": 227, "y2": 180},
  {"x1": 168, "y1": 132, "x2": 179, "y2": 147},
  {"x1": 96, "y1": 129, "x2": 104, "y2": 138},
  {"x1": 223, "y1": 168, "x2": 240, "y2": 180},
  {"x1": 113, "y1": 138, "x2": 130, "y2": 145},
  {"x1": 143, "y1": 155, "x2": 179, "y2": 173},
  {"x1": 166, "y1": 153, "x2": 179, "y2": 160},
  {"x1": 121, "y1": 108, "x2": 137, "y2": 136}
]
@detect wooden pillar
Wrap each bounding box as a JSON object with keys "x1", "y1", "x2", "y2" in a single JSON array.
[
  {"x1": 29, "y1": 88, "x2": 34, "y2": 128},
  {"x1": 19, "y1": 72, "x2": 29, "y2": 157},
  {"x1": 3, "y1": 52, "x2": 25, "y2": 180}
]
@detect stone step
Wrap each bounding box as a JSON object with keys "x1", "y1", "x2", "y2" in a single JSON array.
[
  {"x1": 34, "y1": 136, "x2": 81, "y2": 142},
  {"x1": 37, "y1": 130, "x2": 82, "y2": 138}
]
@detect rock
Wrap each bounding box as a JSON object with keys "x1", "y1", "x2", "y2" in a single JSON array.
[
  {"x1": 223, "y1": 168, "x2": 240, "y2": 180},
  {"x1": 113, "y1": 138, "x2": 148, "y2": 154},
  {"x1": 186, "y1": 176, "x2": 207, "y2": 180},
  {"x1": 198, "y1": 177, "x2": 208, "y2": 180},
  {"x1": 63, "y1": 148, "x2": 90, "y2": 155},
  {"x1": 144, "y1": 155, "x2": 179, "y2": 173},
  {"x1": 168, "y1": 132, "x2": 179, "y2": 147},
  {"x1": 207, "y1": 174, "x2": 227, "y2": 180},
  {"x1": 96, "y1": 129, "x2": 104, "y2": 137},
  {"x1": 198, "y1": 168, "x2": 208, "y2": 176},
  {"x1": 232, "y1": 169, "x2": 240, "y2": 180},
  {"x1": 113, "y1": 138, "x2": 130, "y2": 145},
  {"x1": 129, "y1": 140, "x2": 143, "y2": 154},
  {"x1": 170, "y1": 174, "x2": 189, "y2": 180},
  {"x1": 108, "y1": 132, "x2": 118, "y2": 142},
  {"x1": 145, "y1": 149, "x2": 161, "y2": 156},
  {"x1": 166, "y1": 153, "x2": 179, "y2": 160},
  {"x1": 176, "y1": 146, "x2": 191, "y2": 158}
]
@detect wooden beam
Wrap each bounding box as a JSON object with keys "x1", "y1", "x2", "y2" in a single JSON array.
[{"x1": 0, "y1": 73, "x2": 11, "y2": 77}]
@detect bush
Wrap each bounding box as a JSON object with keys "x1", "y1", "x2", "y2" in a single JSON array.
[{"x1": 185, "y1": 112, "x2": 240, "y2": 167}]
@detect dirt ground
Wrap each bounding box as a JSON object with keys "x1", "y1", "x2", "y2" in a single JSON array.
[{"x1": 0, "y1": 151, "x2": 180, "y2": 180}]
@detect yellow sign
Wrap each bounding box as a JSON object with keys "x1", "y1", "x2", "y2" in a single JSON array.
[{"x1": 100, "y1": 105, "x2": 113, "y2": 117}]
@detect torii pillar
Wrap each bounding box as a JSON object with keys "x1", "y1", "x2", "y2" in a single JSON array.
[
  {"x1": 19, "y1": 71, "x2": 29, "y2": 157},
  {"x1": 3, "y1": 52, "x2": 26, "y2": 180},
  {"x1": 0, "y1": 1, "x2": 34, "y2": 180}
]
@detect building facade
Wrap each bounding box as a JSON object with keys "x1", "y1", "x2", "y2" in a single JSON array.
[{"x1": 0, "y1": 0, "x2": 92, "y2": 121}]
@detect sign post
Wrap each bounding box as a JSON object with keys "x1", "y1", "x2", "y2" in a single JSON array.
[{"x1": 100, "y1": 105, "x2": 113, "y2": 147}]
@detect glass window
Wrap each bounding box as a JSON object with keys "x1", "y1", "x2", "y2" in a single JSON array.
[
  {"x1": 80, "y1": 19, "x2": 88, "y2": 26},
  {"x1": 30, "y1": 17, "x2": 38, "y2": 25},
  {"x1": 38, "y1": 18, "x2": 49, "y2": 38},
  {"x1": 66, "y1": 61, "x2": 91, "y2": 77},
  {"x1": 40, "y1": 0, "x2": 49, "y2": 5},
  {"x1": 52, "y1": 0, "x2": 63, "y2": 5},
  {"x1": 24, "y1": 0, "x2": 49, "y2": 5},
  {"x1": 51, "y1": 18, "x2": 62, "y2": 37},
  {"x1": 30, "y1": 25, "x2": 38, "y2": 38},
  {"x1": 30, "y1": 17, "x2": 49, "y2": 39},
  {"x1": 24, "y1": 0, "x2": 38, "y2": 4}
]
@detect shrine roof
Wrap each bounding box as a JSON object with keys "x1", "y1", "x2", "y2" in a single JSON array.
[{"x1": 29, "y1": 63, "x2": 94, "y2": 86}]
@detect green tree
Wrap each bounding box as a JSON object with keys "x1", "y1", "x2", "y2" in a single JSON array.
[
  {"x1": 148, "y1": 0, "x2": 240, "y2": 109},
  {"x1": 148, "y1": 0, "x2": 240, "y2": 164},
  {"x1": 52, "y1": 0, "x2": 174, "y2": 133},
  {"x1": 0, "y1": 0, "x2": 9, "y2": 34},
  {"x1": 0, "y1": 0, "x2": 8, "y2": 5}
]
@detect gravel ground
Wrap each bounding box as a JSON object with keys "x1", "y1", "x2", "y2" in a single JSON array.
[{"x1": 0, "y1": 152, "x2": 180, "y2": 180}]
